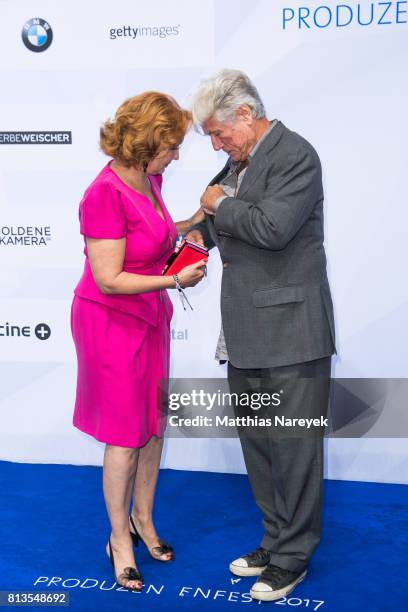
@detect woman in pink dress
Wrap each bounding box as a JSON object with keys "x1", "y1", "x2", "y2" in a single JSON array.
[{"x1": 71, "y1": 92, "x2": 206, "y2": 591}]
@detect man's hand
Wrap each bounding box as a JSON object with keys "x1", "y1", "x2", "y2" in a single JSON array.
[{"x1": 200, "y1": 184, "x2": 226, "y2": 215}]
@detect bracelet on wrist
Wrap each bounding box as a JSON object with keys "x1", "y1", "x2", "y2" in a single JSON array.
[{"x1": 172, "y1": 273, "x2": 181, "y2": 290}]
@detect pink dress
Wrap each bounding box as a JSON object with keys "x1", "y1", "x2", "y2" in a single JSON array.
[{"x1": 71, "y1": 162, "x2": 177, "y2": 448}]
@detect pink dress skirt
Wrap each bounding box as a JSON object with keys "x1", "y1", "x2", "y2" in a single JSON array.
[{"x1": 71, "y1": 294, "x2": 172, "y2": 448}]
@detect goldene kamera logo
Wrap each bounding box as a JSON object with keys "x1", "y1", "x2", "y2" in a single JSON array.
[
  {"x1": 0, "y1": 226, "x2": 52, "y2": 246},
  {"x1": 22, "y1": 18, "x2": 53, "y2": 52}
]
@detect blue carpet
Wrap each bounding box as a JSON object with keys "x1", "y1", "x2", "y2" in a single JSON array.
[{"x1": 1, "y1": 461, "x2": 407, "y2": 611}]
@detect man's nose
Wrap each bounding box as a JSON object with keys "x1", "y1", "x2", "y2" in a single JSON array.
[{"x1": 210, "y1": 134, "x2": 223, "y2": 150}]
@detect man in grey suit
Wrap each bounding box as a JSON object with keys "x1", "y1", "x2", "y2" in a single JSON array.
[{"x1": 187, "y1": 70, "x2": 336, "y2": 601}]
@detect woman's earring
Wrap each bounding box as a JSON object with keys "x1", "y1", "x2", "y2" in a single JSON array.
[{"x1": 143, "y1": 161, "x2": 148, "y2": 173}]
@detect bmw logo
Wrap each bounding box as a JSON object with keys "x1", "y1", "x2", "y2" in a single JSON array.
[{"x1": 22, "y1": 18, "x2": 53, "y2": 53}]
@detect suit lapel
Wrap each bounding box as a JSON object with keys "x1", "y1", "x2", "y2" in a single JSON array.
[
  {"x1": 237, "y1": 121, "x2": 285, "y2": 200},
  {"x1": 204, "y1": 159, "x2": 231, "y2": 238},
  {"x1": 209, "y1": 159, "x2": 230, "y2": 186}
]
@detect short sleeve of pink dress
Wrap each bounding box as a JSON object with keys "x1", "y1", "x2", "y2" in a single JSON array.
[
  {"x1": 71, "y1": 164, "x2": 178, "y2": 448},
  {"x1": 79, "y1": 181, "x2": 127, "y2": 239}
]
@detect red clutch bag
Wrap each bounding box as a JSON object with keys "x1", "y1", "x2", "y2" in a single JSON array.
[{"x1": 162, "y1": 240, "x2": 208, "y2": 276}]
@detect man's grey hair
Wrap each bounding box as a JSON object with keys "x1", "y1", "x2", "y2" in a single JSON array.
[{"x1": 191, "y1": 69, "x2": 266, "y2": 125}]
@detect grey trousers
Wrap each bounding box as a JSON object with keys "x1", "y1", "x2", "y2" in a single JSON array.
[{"x1": 228, "y1": 357, "x2": 331, "y2": 573}]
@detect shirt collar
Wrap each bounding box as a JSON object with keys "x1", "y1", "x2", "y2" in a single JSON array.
[
  {"x1": 228, "y1": 119, "x2": 278, "y2": 171},
  {"x1": 249, "y1": 119, "x2": 278, "y2": 160}
]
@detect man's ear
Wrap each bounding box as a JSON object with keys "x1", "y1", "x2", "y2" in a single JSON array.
[{"x1": 236, "y1": 104, "x2": 253, "y2": 124}]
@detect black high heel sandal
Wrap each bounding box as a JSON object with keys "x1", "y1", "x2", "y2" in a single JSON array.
[
  {"x1": 129, "y1": 515, "x2": 175, "y2": 562},
  {"x1": 107, "y1": 538, "x2": 143, "y2": 591}
]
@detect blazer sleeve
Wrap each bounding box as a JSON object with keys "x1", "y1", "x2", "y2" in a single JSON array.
[
  {"x1": 213, "y1": 147, "x2": 322, "y2": 250},
  {"x1": 79, "y1": 180, "x2": 127, "y2": 239}
]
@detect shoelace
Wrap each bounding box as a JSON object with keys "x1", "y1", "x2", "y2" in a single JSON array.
[
  {"x1": 260, "y1": 565, "x2": 293, "y2": 588},
  {"x1": 246, "y1": 547, "x2": 270, "y2": 563}
]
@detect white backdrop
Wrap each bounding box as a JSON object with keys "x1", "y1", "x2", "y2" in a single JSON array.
[{"x1": 0, "y1": 0, "x2": 407, "y2": 483}]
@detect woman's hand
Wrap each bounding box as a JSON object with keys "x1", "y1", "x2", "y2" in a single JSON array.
[
  {"x1": 177, "y1": 259, "x2": 207, "y2": 288},
  {"x1": 189, "y1": 207, "x2": 205, "y2": 226},
  {"x1": 175, "y1": 207, "x2": 205, "y2": 236}
]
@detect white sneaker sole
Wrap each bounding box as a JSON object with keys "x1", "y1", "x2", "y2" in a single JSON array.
[
  {"x1": 229, "y1": 563, "x2": 267, "y2": 577},
  {"x1": 250, "y1": 569, "x2": 307, "y2": 601}
]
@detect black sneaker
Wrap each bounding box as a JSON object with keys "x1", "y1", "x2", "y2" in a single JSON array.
[
  {"x1": 229, "y1": 547, "x2": 271, "y2": 577},
  {"x1": 250, "y1": 564, "x2": 307, "y2": 601}
]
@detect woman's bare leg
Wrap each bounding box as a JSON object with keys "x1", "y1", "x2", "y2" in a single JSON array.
[
  {"x1": 130, "y1": 436, "x2": 172, "y2": 561},
  {"x1": 103, "y1": 444, "x2": 142, "y2": 587}
]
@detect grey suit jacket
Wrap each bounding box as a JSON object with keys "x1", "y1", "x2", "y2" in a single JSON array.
[{"x1": 194, "y1": 121, "x2": 336, "y2": 369}]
